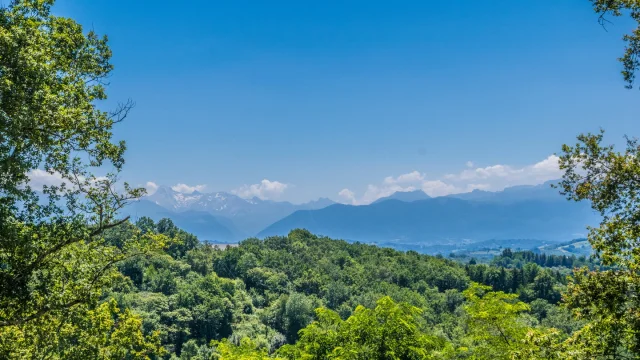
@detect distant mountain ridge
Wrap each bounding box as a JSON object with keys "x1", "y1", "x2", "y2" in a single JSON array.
[
  {"x1": 123, "y1": 186, "x2": 336, "y2": 241},
  {"x1": 258, "y1": 181, "x2": 598, "y2": 244},
  {"x1": 120, "y1": 200, "x2": 239, "y2": 241},
  {"x1": 121, "y1": 180, "x2": 597, "y2": 246}
]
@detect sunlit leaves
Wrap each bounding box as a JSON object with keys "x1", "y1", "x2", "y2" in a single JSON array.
[
  {"x1": 0, "y1": 299, "x2": 165, "y2": 359},
  {"x1": 0, "y1": 0, "x2": 164, "y2": 357},
  {"x1": 557, "y1": 131, "x2": 640, "y2": 357},
  {"x1": 277, "y1": 296, "x2": 453, "y2": 359}
]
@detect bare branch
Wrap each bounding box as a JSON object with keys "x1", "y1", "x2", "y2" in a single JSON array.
[{"x1": 109, "y1": 99, "x2": 135, "y2": 124}]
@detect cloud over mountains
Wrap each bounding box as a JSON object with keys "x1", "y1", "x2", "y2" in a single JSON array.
[{"x1": 338, "y1": 155, "x2": 562, "y2": 205}]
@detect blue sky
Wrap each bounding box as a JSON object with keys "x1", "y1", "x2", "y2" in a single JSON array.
[{"x1": 43, "y1": 0, "x2": 640, "y2": 204}]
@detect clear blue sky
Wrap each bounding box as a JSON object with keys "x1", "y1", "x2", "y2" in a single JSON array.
[{"x1": 50, "y1": 0, "x2": 639, "y2": 203}]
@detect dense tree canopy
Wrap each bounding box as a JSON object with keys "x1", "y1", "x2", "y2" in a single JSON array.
[{"x1": 90, "y1": 224, "x2": 585, "y2": 359}]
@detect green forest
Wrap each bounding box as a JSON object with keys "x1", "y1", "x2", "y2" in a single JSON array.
[
  {"x1": 94, "y1": 223, "x2": 592, "y2": 359},
  {"x1": 2, "y1": 0, "x2": 640, "y2": 359}
]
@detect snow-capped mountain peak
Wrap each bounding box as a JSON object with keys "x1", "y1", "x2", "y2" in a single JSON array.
[{"x1": 143, "y1": 185, "x2": 336, "y2": 236}]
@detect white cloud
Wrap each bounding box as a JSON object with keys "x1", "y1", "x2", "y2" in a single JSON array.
[
  {"x1": 145, "y1": 181, "x2": 159, "y2": 195},
  {"x1": 342, "y1": 155, "x2": 562, "y2": 205},
  {"x1": 421, "y1": 180, "x2": 457, "y2": 197},
  {"x1": 172, "y1": 183, "x2": 207, "y2": 194},
  {"x1": 27, "y1": 170, "x2": 111, "y2": 192},
  {"x1": 532, "y1": 155, "x2": 561, "y2": 172},
  {"x1": 27, "y1": 169, "x2": 65, "y2": 191},
  {"x1": 458, "y1": 164, "x2": 512, "y2": 180},
  {"x1": 357, "y1": 177, "x2": 457, "y2": 202},
  {"x1": 383, "y1": 171, "x2": 425, "y2": 185},
  {"x1": 343, "y1": 170, "x2": 430, "y2": 205},
  {"x1": 338, "y1": 188, "x2": 357, "y2": 205},
  {"x1": 450, "y1": 155, "x2": 561, "y2": 189},
  {"x1": 361, "y1": 184, "x2": 404, "y2": 204},
  {"x1": 232, "y1": 179, "x2": 288, "y2": 200}
]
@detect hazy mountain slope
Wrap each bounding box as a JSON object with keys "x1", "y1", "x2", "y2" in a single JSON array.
[
  {"x1": 258, "y1": 197, "x2": 598, "y2": 243},
  {"x1": 139, "y1": 186, "x2": 336, "y2": 237},
  {"x1": 122, "y1": 200, "x2": 238, "y2": 242}
]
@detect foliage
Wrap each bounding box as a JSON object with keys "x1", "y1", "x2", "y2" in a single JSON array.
[
  {"x1": 591, "y1": 0, "x2": 640, "y2": 88},
  {"x1": 2, "y1": 0, "x2": 636, "y2": 358},
  {"x1": 557, "y1": 131, "x2": 640, "y2": 358},
  {"x1": 0, "y1": 0, "x2": 164, "y2": 357},
  {"x1": 462, "y1": 283, "x2": 531, "y2": 358},
  {"x1": 213, "y1": 338, "x2": 283, "y2": 360},
  {"x1": 103, "y1": 225, "x2": 585, "y2": 358},
  {"x1": 0, "y1": 299, "x2": 165, "y2": 359},
  {"x1": 466, "y1": 262, "x2": 565, "y2": 304},
  {"x1": 491, "y1": 248, "x2": 596, "y2": 269},
  {"x1": 278, "y1": 296, "x2": 453, "y2": 359}
]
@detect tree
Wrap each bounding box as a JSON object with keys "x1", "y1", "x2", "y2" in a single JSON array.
[
  {"x1": 0, "y1": 0, "x2": 164, "y2": 356},
  {"x1": 550, "y1": 2, "x2": 640, "y2": 355},
  {"x1": 277, "y1": 296, "x2": 453, "y2": 359},
  {"x1": 531, "y1": 271, "x2": 562, "y2": 304},
  {"x1": 463, "y1": 283, "x2": 533, "y2": 359},
  {"x1": 591, "y1": 0, "x2": 640, "y2": 88},
  {"x1": 557, "y1": 131, "x2": 640, "y2": 357},
  {"x1": 213, "y1": 338, "x2": 283, "y2": 360},
  {"x1": 0, "y1": 299, "x2": 165, "y2": 359}
]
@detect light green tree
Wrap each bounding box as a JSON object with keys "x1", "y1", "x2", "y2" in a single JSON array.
[
  {"x1": 278, "y1": 296, "x2": 452, "y2": 360},
  {"x1": 212, "y1": 338, "x2": 284, "y2": 360},
  {"x1": 0, "y1": 299, "x2": 165, "y2": 359},
  {"x1": 462, "y1": 283, "x2": 565, "y2": 359},
  {"x1": 462, "y1": 283, "x2": 532, "y2": 359},
  {"x1": 555, "y1": 130, "x2": 640, "y2": 357},
  {"x1": 0, "y1": 0, "x2": 164, "y2": 357},
  {"x1": 543, "y1": 1, "x2": 640, "y2": 357}
]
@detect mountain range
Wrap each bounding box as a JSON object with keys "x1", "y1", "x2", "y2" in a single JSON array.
[
  {"x1": 120, "y1": 181, "x2": 599, "y2": 246},
  {"x1": 121, "y1": 185, "x2": 335, "y2": 241},
  {"x1": 258, "y1": 181, "x2": 599, "y2": 244}
]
